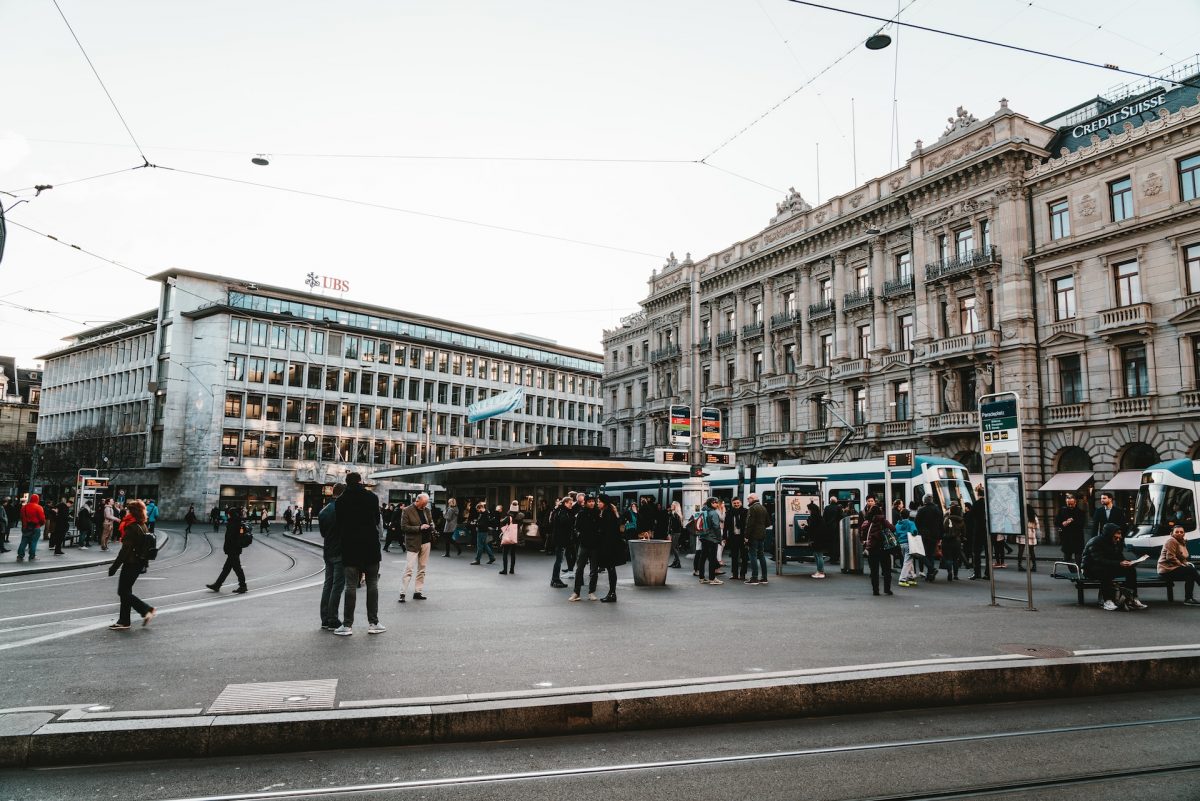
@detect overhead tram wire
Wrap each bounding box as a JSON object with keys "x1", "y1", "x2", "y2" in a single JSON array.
[
  {"x1": 3, "y1": 162, "x2": 153, "y2": 197},
  {"x1": 782, "y1": 0, "x2": 1200, "y2": 91},
  {"x1": 50, "y1": 0, "x2": 152, "y2": 167}
]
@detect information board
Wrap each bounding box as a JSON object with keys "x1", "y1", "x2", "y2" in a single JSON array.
[
  {"x1": 700, "y1": 407, "x2": 722, "y2": 450},
  {"x1": 670, "y1": 404, "x2": 691, "y2": 447},
  {"x1": 980, "y1": 395, "x2": 1020, "y2": 454}
]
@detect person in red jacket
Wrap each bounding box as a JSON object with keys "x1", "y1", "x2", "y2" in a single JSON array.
[{"x1": 17, "y1": 494, "x2": 47, "y2": 562}]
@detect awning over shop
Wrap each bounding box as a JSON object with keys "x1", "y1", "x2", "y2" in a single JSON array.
[
  {"x1": 1037, "y1": 472, "x2": 1094, "y2": 492},
  {"x1": 1101, "y1": 470, "x2": 1144, "y2": 491}
]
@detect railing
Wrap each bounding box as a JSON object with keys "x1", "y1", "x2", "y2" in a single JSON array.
[
  {"x1": 705, "y1": 384, "x2": 734, "y2": 403},
  {"x1": 1109, "y1": 396, "x2": 1154, "y2": 416},
  {"x1": 833, "y1": 357, "x2": 870, "y2": 378},
  {"x1": 1048, "y1": 319, "x2": 1078, "y2": 337},
  {"x1": 741, "y1": 322, "x2": 765, "y2": 338},
  {"x1": 805, "y1": 366, "x2": 831, "y2": 383},
  {"x1": 882, "y1": 420, "x2": 912, "y2": 437},
  {"x1": 924, "y1": 329, "x2": 1000, "y2": 358},
  {"x1": 1182, "y1": 391, "x2": 1200, "y2": 409},
  {"x1": 650, "y1": 345, "x2": 681, "y2": 362},
  {"x1": 1096, "y1": 303, "x2": 1152, "y2": 334},
  {"x1": 1046, "y1": 403, "x2": 1086, "y2": 422},
  {"x1": 882, "y1": 276, "x2": 915, "y2": 298},
  {"x1": 806, "y1": 429, "x2": 829, "y2": 444},
  {"x1": 925, "y1": 246, "x2": 1000, "y2": 281},
  {"x1": 770, "y1": 311, "x2": 801, "y2": 330},
  {"x1": 881, "y1": 351, "x2": 912, "y2": 368},
  {"x1": 843, "y1": 288, "x2": 874, "y2": 311},
  {"x1": 699, "y1": 337, "x2": 711, "y2": 350},
  {"x1": 762, "y1": 373, "x2": 798, "y2": 392},
  {"x1": 808, "y1": 299, "x2": 835, "y2": 321},
  {"x1": 928, "y1": 410, "x2": 979, "y2": 431},
  {"x1": 613, "y1": 407, "x2": 635, "y2": 422},
  {"x1": 717, "y1": 330, "x2": 737, "y2": 346},
  {"x1": 757, "y1": 431, "x2": 805, "y2": 448},
  {"x1": 644, "y1": 396, "x2": 673, "y2": 414}
]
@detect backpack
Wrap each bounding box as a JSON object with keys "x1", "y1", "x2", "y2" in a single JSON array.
[
  {"x1": 943, "y1": 514, "x2": 965, "y2": 542},
  {"x1": 239, "y1": 524, "x2": 254, "y2": 549},
  {"x1": 144, "y1": 532, "x2": 159, "y2": 561}
]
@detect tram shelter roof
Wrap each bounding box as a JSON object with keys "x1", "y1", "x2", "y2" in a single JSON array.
[{"x1": 368, "y1": 445, "x2": 690, "y2": 488}]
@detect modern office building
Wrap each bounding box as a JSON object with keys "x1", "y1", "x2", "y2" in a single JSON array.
[
  {"x1": 37, "y1": 270, "x2": 603, "y2": 516},
  {"x1": 603, "y1": 69, "x2": 1200, "y2": 516}
]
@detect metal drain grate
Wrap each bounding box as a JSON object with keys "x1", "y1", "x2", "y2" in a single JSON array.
[
  {"x1": 996, "y1": 643, "x2": 1074, "y2": 659},
  {"x1": 208, "y1": 679, "x2": 337, "y2": 714}
]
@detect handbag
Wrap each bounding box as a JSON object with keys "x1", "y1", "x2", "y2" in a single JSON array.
[{"x1": 500, "y1": 522, "x2": 519, "y2": 546}]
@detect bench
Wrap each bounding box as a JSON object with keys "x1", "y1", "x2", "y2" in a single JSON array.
[{"x1": 1051, "y1": 561, "x2": 1176, "y2": 605}]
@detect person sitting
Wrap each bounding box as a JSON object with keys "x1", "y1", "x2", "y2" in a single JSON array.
[
  {"x1": 1157, "y1": 524, "x2": 1200, "y2": 606},
  {"x1": 1082, "y1": 523, "x2": 1147, "y2": 611}
]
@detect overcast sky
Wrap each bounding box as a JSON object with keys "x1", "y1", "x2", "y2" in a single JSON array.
[{"x1": 3, "y1": 0, "x2": 1197, "y2": 365}]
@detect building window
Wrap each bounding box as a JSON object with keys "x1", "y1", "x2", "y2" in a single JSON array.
[
  {"x1": 979, "y1": 218, "x2": 990, "y2": 250},
  {"x1": 894, "y1": 381, "x2": 910, "y2": 421},
  {"x1": 344, "y1": 336, "x2": 359, "y2": 360},
  {"x1": 309, "y1": 330, "x2": 325, "y2": 355},
  {"x1": 702, "y1": 367, "x2": 711, "y2": 390},
  {"x1": 854, "y1": 265, "x2": 869, "y2": 292},
  {"x1": 245, "y1": 394, "x2": 263, "y2": 420},
  {"x1": 287, "y1": 363, "x2": 304, "y2": 387},
  {"x1": 230, "y1": 318, "x2": 248, "y2": 344},
  {"x1": 1053, "y1": 276, "x2": 1076, "y2": 320},
  {"x1": 221, "y1": 431, "x2": 240, "y2": 457},
  {"x1": 268, "y1": 359, "x2": 285, "y2": 385},
  {"x1": 851, "y1": 387, "x2": 867, "y2": 425},
  {"x1": 361, "y1": 338, "x2": 376, "y2": 363},
  {"x1": 265, "y1": 396, "x2": 282, "y2": 422},
  {"x1": 937, "y1": 234, "x2": 949, "y2": 262},
  {"x1": 1193, "y1": 335, "x2": 1200, "y2": 386},
  {"x1": 857, "y1": 324, "x2": 871, "y2": 357},
  {"x1": 782, "y1": 291, "x2": 796, "y2": 314},
  {"x1": 271, "y1": 325, "x2": 287, "y2": 350},
  {"x1": 745, "y1": 404, "x2": 757, "y2": 437},
  {"x1": 725, "y1": 360, "x2": 735, "y2": 384},
  {"x1": 819, "y1": 278, "x2": 832, "y2": 303},
  {"x1": 896, "y1": 252, "x2": 912, "y2": 282},
  {"x1": 246, "y1": 357, "x2": 265, "y2": 383},
  {"x1": 783, "y1": 343, "x2": 796, "y2": 373},
  {"x1": 702, "y1": 318, "x2": 711, "y2": 341},
  {"x1": 224, "y1": 392, "x2": 243, "y2": 418},
  {"x1": 263, "y1": 433, "x2": 280, "y2": 460},
  {"x1": 219, "y1": 485, "x2": 276, "y2": 516},
  {"x1": 285, "y1": 398, "x2": 301, "y2": 423},
  {"x1": 227, "y1": 355, "x2": 245, "y2": 382},
  {"x1": 250, "y1": 321, "x2": 268, "y2": 347},
  {"x1": 242, "y1": 432, "x2": 261, "y2": 458},
  {"x1": 814, "y1": 393, "x2": 828, "y2": 429},
  {"x1": 820, "y1": 334, "x2": 833, "y2": 367},
  {"x1": 1180, "y1": 153, "x2": 1200, "y2": 201},
  {"x1": 776, "y1": 398, "x2": 790, "y2": 430},
  {"x1": 752, "y1": 351, "x2": 763, "y2": 380},
  {"x1": 752, "y1": 301, "x2": 763, "y2": 326},
  {"x1": 725, "y1": 310, "x2": 735, "y2": 332},
  {"x1": 955, "y1": 227, "x2": 974, "y2": 258},
  {"x1": 959, "y1": 296, "x2": 980, "y2": 334},
  {"x1": 1186, "y1": 243, "x2": 1200, "y2": 295},
  {"x1": 1050, "y1": 199, "x2": 1070, "y2": 240},
  {"x1": 898, "y1": 313, "x2": 914, "y2": 351},
  {"x1": 1058, "y1": 355, "x2": 1083, "y2": 404},
  {"x1": 288, "y1": 327, "x2": 306, "y2": 352},
  {"x1": 1121, "y1": 344, "x2": 1149, "y2": 397},
  {"x1": 1110, "y1": 177, "x2": 1134, "y2": 221},
  {"x1": 1114, "y1": 259, "x2": 1142, "y2": 306}
]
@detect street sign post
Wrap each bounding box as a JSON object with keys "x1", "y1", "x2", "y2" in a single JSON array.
[
  {"x1": 700, "y1": 407, "x2": 722, "y2": 450},
  {"x1": 978, "y1": 391, "x2": 1035, "y2": 611},
  {"x1": 981, "y1": 395, "x2": 1020, "y2": 455},
  {"x1": 670, "y1": 404, "x2": 691, "y2": 447}
]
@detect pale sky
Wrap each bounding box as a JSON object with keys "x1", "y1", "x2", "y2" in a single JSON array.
[{"x1": 3, "y1": 0, "x2": 1197, "y2": 365}]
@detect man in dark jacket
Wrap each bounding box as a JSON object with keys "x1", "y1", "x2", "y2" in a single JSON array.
[
  {"x1": 52, "y1": 499, "x2": 71, "y2": 555},
  {"x1": 334, "y1": 472, "x2": 384, "y2": 635},
  {"x1": 206, "y1": 509, "x2": 248, "y2": 594},
  {"x1": 398, "y1": 493, "x2": 435, "y2": 602},
  {"x1": 744, "y1": 493, "x2": 770, "y2": 584},
  {"x1": 966, "y1": 486, "x2": 990, "y2": 580},
  {"x1": 914, "y1": 494, "x2": 944, "y2": 581},
  {"x1": 1082, "y1": 522, "x2": 1147, "y2": 610},
  {"x1": 723, "y1": 497, "x2": 748, "y2": 580},
  {"x1": 568, "y1": 494, "x2": 600, "y2": 601},
  {"x1": 549, "y1": 496, "x2": 575, "y2": 588},
  {"x1": 1092, "y1": 492, "x2": 1128, "y2": 539},
  {"x1": 318, "y1": 484, "x2": 345, "y2": 631},
  {"x1": 1056, "y1": 493, "x2": 1087, "y2": 566}
]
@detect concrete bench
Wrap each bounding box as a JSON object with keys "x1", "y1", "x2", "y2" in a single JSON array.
[{"x1": 1051, "y1": 561, "x2": 1176, "y2": 605}]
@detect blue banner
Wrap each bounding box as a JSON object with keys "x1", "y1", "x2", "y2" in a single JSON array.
[{"x1": 467, "y1": 386, "x2": 525, "y2": 424}]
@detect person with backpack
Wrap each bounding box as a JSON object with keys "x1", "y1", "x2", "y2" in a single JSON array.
[
  {"x1": 206, "y1": 508, "x2": 249, "y2": 595},
  {"x1": 698, "y1": 497, "x2": 725, "y2": 586},
  {"x1": 914, "y1": 494, "x2": 944, "y2": 582},
  {"x1": 941, "y1": 502, "x2": 966, "y2": 581},
  {"x1": 107, "y1": 499, "x2": 156, "y2": 630},
  {"x1": 895, "y1": 509, "x2": 919, "y2": 587},
  {"x1": 860, "y1": 503, "x2": 896, "y2": 596}
]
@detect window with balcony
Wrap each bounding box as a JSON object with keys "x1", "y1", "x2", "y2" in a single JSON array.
[
  {"x1": 898, "y1": 313, "x2": 914, "y2": 351},
  {"x1": 1122, "y1": 344, "x2": 1149, "y2": 397},
  {"x1": 855, "y1": 265, "x2": 869, "y2": 292},
  {"x1": 893, "y1": 380, "x2": 910, "y2": 421},
  {"x1": 1114, "y1": 259, "x2": 1142, "y2": 306},
  {"x1": 1186, "y1": 243, "x2": 1200, "y2": 295},
  {"x1": 819, "y1": 278, "x2": 832, "y2": 302},
  {"x1": 857, "y1": 324, "x2": 871, "y2": 358},
  {"x1": 1110, "y1": 177, "x2": 1134, "y2": 221},
  {"x1": 725, "y1": 310, "x2": 735, "y2": 332},
  {"x1": 783, "y1": 291, "x2": 796, "y2": 314},
  {"x1": 960, "y1": 367, "x2": 978, "y2": 412},
  {"x1": 784, "y1": 343, "x2": 796, "y2": 373},
  {"x1": 938, "y1": 234, "x2": 949, "y2": 262},
  {"x1": 820, "y1": 334, "x2": 833, "y2": 367},
  {"x1": 1050, "y1": 199, "x2": 1070, "y2": 240},
  {"x1": 955, "y1": 227, "x2": 975, "y2": 258},
  {"x1": 752, "y1": 351, "x2": 763, "y2": 380},
  {"x1": 776, "y1": 398, "x2": 791, "y2": 429},
  {"x1": 1193, "y1": 335, "x2": 1200, "y2": 386},
  {"x1": 702, "y1": 318, "x2": 711, "y2": 341},
  {"x1": 896, "y1": 252, "x2": 912, "y2": 282},
  {"x1": 752, "y1": 301, "x2": 763, "y2": 325},
  {"x1": 814, "y1": 393, "x2": 828, "y2": 428},
  {"x1": 1058, "y1": 354, "x2": 1083, "y2": 404},
  {"x1": 726, "y1": 360, "x2": 735, "y2": 384},
  {"x1": 702, "y1": 367, "x2": 711, "y2": 390},
  {"x1": 851, "y1": 387, "x2": 867, "y2": 425},
  {"x1": 1179, "y1": 153, "x2": 1200, "y2": 201},
  {"x1": 960, "y1": 296, "x2": 980, "y2": 334},
  {"x1": 1053, "y1": 275, "x2": 1076, "y2": 320},
  {"x1": 980, "y1": 219, "x2": 991, "y2": 250}
]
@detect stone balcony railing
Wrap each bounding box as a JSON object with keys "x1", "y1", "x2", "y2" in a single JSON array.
[
  {"x1": 882, "y1": 276, "x2": 915, "y2": 299},
  {"x1": 1096, "y1": 303, "x2": 1153, "y2": 335},
  {"x1": 1109, "y1": 395, "x2": 1155, "y2": 417},
  {"x1": 644, "y1": 396, "x2": 673, "y2": 414},
  {"x1": 762, "y1": 373, "x2": 799, "y2": 392},
  {"x1": 808, "y1": 299, "x2": 835, "y2": 321},
  {"x1": 881, "y1": 419, "x2": 913, "y2": 437},
  {"x1": 717, "y1": 330, "x2": 737, "y2": 347},
  {"x1": 770, "y1": 311, "x2": 801, "y2": 330},
  {"x1": 881, "y1": 351, "x2": 912, "y2": 368},
  {"x1": 805, "y1": 428, "x2": 829, "y2": 444},
  {"x1": 699, "y1": 337, "x2": 711, "y2": 350},
  {"x1": 925, "y1": 246, "x2": 1000, "y2": 282},
  {"x1": 650, "y1": 345, "x2": 681, "y2": 363},
  {"x1": 613, "y1": 407, "x2": 635, "y2": 422},
  {"x1": 1048, "y1": 319, "x2": 1079, "y2": 337},
  {"x1": 924, "y1": 329, "x2": 1000, "y2": 359},
  {"x1": 705, "y1": 384, "x2": 734, "y2": 404},
  {"x1": 805, "y1": 366, "x2": 832, "y2": 383},
  {"x1": 1182, "y1": 390, "x2": 1200, "y2": 409},
  {"x1": 927, "y1": 410, "x2": 979, "y2": 432},
  {"x1": 1046, "y1": 403, "x2": 1087, "y2": 423},
  {"x1": 833, "y1": 357, "x2": 870, "y2": 378},
  {"x1": 843, "y1": 287, "x2": 874, "y2": 311},
  {"x1": 757, "y1": 431, "x2": 805, "y2": 448},
  {"x1": 742, "y1": 322, "x2": 765, "y2": 339}
]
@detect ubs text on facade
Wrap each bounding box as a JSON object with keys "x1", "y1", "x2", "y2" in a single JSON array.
[{"x1": 1071, "y1": 92, "x2": 1167, "y2": 138}]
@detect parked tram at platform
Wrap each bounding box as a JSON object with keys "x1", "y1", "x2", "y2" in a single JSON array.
[{"x1": 1127, "y1": 459, "x2": 1200, "y2": 558}]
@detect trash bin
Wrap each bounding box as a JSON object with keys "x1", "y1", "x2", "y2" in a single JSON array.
[
  {"x1": 839, "y1": 517, "x2": 862, "y2": 574},
  {"x1": 628, "y1": 539, "x2": 671, "y2": 586}
]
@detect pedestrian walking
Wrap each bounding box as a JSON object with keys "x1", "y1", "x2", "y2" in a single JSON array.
[
  {"x1": 398, "y1": 492, "x2": 435, "y2": 601},
  {"x1": 333, "y1": 472, "x2": 385, "y2": 635},
  {"x1": 107, "y1": 499, "x2": 156, "y2": 630},
  {"x1": 498, "y1": 504, "x2": 520, "y2": 575},
  {"x1": 469, "y1": 502, "x2": 497, "y2": 565},
  {"x1": 206, "y1": 509, "x2": 249, "y2": 595},
  {"x1": 101, "y1": 499, "x2": 119, "y2": 551},
  {"x1": 318, "y1": 483, "x2": 346, "y2": 631},
  {"x1": 0, "y1": 502, "x2": 8, "y2": 553},
  {"x1": 896, "y1": 510, "x2": 919, "y2": 587},
  {"x1": 16, "y1": 493, "x2": 46, "y2": 561},
  {"x1": 1056, "y1": 493, "x2": 1086, "y2": 567},
  {"x1": 593, "y1": 494, "x2": 625, "y2": 602},
  {"x1": 145, "y1": 499, "x2": 159, "y2": 534},
  {"x1": 861, "y1": 504, "x2": 895, "y2": 596},
  {"x1": 441, "y1": 498, "x2": 461, "y2": 557},
  {"x1": 665, "y1": 501, "x2": 684, "y2": 569},
  {"x1": 210, "y1": 505, "x2": 221, "y2": 532},
  {"x1": 184, "y1": 505, "x2": 197, "y2": 537},
  {"x1": 305, "y1": 507, "x2": 314, "y2": 531},
  {"x1": 75, "y1": 503, "x2": 93, "y2": 548},
  {"x1": 915, "y1": 494, "x2": 944, "y2": 581},
  {"x1": 744, "y1": 493, "x2": 769, "y2": 584},
  {"x1": 52, "y1": 499, "x2": 70, "y2": 555},
  {"x1": 259, "y1": 508, "x2": 270, "y2": 535}
]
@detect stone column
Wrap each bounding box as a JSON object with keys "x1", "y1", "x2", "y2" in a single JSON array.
[
  {"x1": 833, "y1": 252, "x2": 849, "y2": 360},
  {"x1": 870, "y1": 237, "x2": 888, "y2": 354},
  {"x1": 912, "y1": 221, "x2": 931, "y2": 344},
  {"x1": 708, "y1": 299, "x2": 720, "y2": 384},
  {"x1": 735, "y1": 288, "x2": 748, "y2": 382},
  {"x1": 763, "y1": 277, "x2": 776, "y2": 374},
  {"x1": 679, "y1": 308, "x2": 692, "y2": 397},
  {"x1": 798, "y1": 266, "x2": 813, "y2": 368}
]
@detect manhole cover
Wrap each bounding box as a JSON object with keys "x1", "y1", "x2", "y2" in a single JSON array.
[
  {"x1": 208, "y1": 679, "x2": 337, "y2": 714},
  {"x1": 997, "y1": 643, "x2": 1074, "y2": 659}
]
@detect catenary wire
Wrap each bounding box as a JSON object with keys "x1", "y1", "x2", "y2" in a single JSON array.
[
  {"x1": 49, "y1": 0, "x2": 150, "y2": 165},
  {"x1": 782, "y1": 0, "x2": 1200, "y2": 91},
  {"x1": 3, "y1": 162, "x2": 151, "y2": 196}
]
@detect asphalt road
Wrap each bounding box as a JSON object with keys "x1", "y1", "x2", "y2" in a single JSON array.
[
  {"x1": 3, "y1": 689, "x2": 1198, "y2": 801},
  {"x1": 1, "y1": 527, "x2": 1197, "y2": 714}
]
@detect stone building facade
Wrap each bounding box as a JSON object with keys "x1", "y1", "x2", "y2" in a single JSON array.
[
  {"x1": 603, "y1": 82, "x2": 1200, "y2": 517},
  {"x1": 38, "y1": 270, "x2": 603, "y2": 517},
  {"x1": 0, "y1": 361, "x2": 42, "y2": 496}
]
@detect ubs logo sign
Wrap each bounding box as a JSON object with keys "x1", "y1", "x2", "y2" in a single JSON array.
[{"x1": 305, "y1": 272, "x2": 351, "y2": 293}]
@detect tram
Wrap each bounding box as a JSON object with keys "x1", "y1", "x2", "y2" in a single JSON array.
[{"x1": 1126, "y1": 459, "x2": 1200, "y2": 558}]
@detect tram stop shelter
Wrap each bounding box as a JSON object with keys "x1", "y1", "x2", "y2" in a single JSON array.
[{"x1": 368, "y1": 445, "x2": 691, "y2": 539}]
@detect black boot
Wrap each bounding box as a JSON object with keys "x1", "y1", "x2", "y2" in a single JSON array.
[{"x1": 600, "y1": 591, "x2": 617, "y2": 603}]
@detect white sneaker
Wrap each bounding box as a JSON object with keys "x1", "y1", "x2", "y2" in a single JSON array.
[
  {"x1": 368, "y1": 623, "x2": 386, "y2": 634},
  {"x1": 1101, "y1": 600, "x2": 1118, "y2": 611},
  {"x1": 708, "y1": 579, "x2": 724, "y2": 585},
  {"x1": 1129, "y1": 598, "x2": 1148, "y2": 610},
  {"x1": 334, "y1": 625, "x2": 353, "y2": 635},
  {"x1": 568, "y1": 593, "x2": 580, "y2": 602},
  {"x1": 587, "y1": 593, "x2": 598, "y2": 601},
  {"x1": 561, "y1": 572, "x2": 574, "y2": 581},
  {"x1": 811, "y1": 572, "x2": 826, "y2": 579}
]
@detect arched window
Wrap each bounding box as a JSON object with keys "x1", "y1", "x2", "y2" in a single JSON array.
[
  {"x1": 1120, "y1": 443, "x2": 1160, "y2": 471},
  {"x1": 953, "y1": 450, "x2": 982, "y2": 472},
  {"x1": 1056, "y1": 446, "x2": 1093, "y2": 473}
]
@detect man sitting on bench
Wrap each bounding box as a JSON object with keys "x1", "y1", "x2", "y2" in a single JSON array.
[
  {"x1": 1158, "y1": 525, "x2": 1200, "y2": 606},
  {"x1": 1082, "y1": 523, "x2": 1148, "y2": 611}
]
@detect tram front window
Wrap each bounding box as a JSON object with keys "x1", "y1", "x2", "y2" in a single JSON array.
[
  {"x1": 931, "y1": 468, "x2": 974, "y2": 511},
  {"x1": 1134, "y1": 473, "x2": 1195, "y2": 536}
]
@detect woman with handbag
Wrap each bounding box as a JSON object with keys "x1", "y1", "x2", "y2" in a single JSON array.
[
  {"x1": 108, "y1": 499, "x2": 156, "y2": 630},
  {"x1": 441, "y1": 498, "x2": 461, "y2": 557},
  {"x1": 499, "y1": 504, "x2": 520, "y2": 575},
  {"x1": 206, "y1": 508, "x2": 249, "y2": 594}
]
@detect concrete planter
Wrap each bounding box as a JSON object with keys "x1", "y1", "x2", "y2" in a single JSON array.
[{"x1": 627, "y1": 539, "x2": 671, "y2": 586}]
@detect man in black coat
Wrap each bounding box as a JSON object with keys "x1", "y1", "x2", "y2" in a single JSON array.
[
  {"x1": 206, "y1": 509, "x2": 248, "y2": 594},
  {"x1": 1056, "y1": 493, "x2": 1087, "y2": 565},
  {"x1": 914, "y1": 494, "x2": 944, "y2": 581},
  {"x1": 549, "y1": 496, "x2": 575, "y2": 588},
  {"x1": 1082, "y1": 522, "x2": 1147, "y2": 610},
  {"x1": 1092, "y1": 491, "x2": 1128, "y2": 538},
  {"x1": 333, "y1": 472, "x2": 385, "y2": 636}
]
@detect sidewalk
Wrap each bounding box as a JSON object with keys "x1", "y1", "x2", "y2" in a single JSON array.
[{"x1": 0, "y1": 540, "x2": 114, "y2": 578}]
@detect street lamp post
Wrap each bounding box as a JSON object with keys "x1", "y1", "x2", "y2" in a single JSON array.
[{"x1": 683, "y1": 258, "x2": 709, "y2": 516}]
